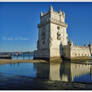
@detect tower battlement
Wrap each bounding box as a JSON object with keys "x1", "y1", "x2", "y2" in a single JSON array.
[{"x1": 39, "y1": 6, "x2": 67, "y2": 28}]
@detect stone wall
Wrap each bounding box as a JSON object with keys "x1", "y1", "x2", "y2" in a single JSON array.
[
  {"x1": 38, "y1": 23, "x2": 50, "y2": 50},
  {"x1": 49, "y1": 9, "x2": 68, "y2": 58},
  {"x1": 70, "y1": 45, "x2": 91, "y2": 58},
  {"x1": 63, "y1": 43, "x2": 91, "y2": 59},
  {"x1": 34, "y1": 49, "x2": 50, "y2": 59},
  {"x1": 63, "y1": 45, "x2": 70, "y2": 58}
]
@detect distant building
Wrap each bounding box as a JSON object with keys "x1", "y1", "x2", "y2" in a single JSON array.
[{"x1": 34, "y1": 6, "x2": 92, "y2": 60}]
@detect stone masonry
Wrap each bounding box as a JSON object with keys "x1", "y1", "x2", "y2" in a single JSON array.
[{"x1": 34, "y1": 6, "x2": 92, "y2": 60}]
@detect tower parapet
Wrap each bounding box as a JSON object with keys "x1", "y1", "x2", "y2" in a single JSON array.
[{"x1": 39, "y1": 6, "x2": 67, "y2": 28}]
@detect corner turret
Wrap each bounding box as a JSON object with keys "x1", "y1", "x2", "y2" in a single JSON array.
[
  {"x1": 68, "y1": 40, "x2": 73, "y2": 46},
  {"x1": 49, "y1": 5, "x2": 53, "y2": 12},
  {"x1": 88, "y1": 43, "x2": 92, "y2": 55}
]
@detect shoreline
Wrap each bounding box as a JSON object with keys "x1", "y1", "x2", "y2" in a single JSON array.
[
  {"x1": 0, "y1": 58, "x2": 92, "y2": 65},
  {"x1": 0, "y1": 59, "x2": 47, "y2": 65}
]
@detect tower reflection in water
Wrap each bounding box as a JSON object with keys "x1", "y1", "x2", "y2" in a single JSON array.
[{"x1": 34, "y1": 61, "x2": 92, "y2": 83}]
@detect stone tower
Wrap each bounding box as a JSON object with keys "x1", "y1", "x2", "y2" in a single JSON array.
[{"x1": 34, "y1": 6, "x2": 68, "y2": 60}]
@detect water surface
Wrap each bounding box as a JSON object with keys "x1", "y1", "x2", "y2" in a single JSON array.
[{"x1": 0, "y1": 61, "x2": 92, "y2": 83}]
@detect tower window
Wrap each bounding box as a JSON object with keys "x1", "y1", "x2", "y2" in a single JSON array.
[
  {"x1": 57, "y1": 26, "x2": 60, "y2": 30},
  {"x1": 75, "y1": 53, "x2": 77, "y2": 56}
]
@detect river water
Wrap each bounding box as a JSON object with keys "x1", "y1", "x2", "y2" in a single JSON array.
[{"x1": 0, "y1": 61, "x2": 92, "y2": 83}]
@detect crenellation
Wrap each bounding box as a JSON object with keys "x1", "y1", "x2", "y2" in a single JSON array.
[{"x1": 40, "y1": 12, "x2": 43, "y2": 17}]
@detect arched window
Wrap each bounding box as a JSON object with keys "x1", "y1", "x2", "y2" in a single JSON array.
[
  {"x1": 79, "y1": 54, "x2": 80, "y2": 56},
  {"x1": 75, "y1": 53, "x2": 77, "y2": 56}
]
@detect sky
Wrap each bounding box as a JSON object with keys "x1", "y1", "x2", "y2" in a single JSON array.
[{"x1": 0, "y1": 2, "x2": 92, "y2": 52}]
